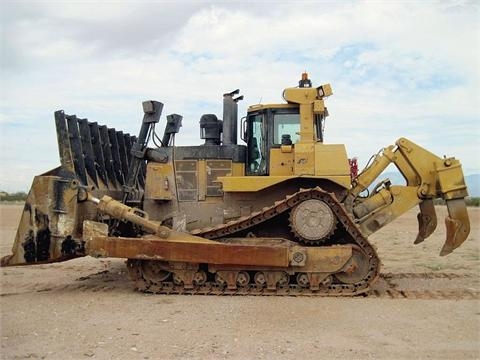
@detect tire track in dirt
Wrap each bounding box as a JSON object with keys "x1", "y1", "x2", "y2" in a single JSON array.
[{"x1": 369, "y1": 272, "x2": 479, "y2": 299}]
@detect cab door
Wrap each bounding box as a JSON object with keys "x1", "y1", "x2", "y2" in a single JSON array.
[{"x1": 245, "y1": 112, "x2": 268, "y2": 175}]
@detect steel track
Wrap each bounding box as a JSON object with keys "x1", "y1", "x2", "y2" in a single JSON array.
[
  {"x1": 125, "y1": 267, "x2": 479, "y2": 299},
  {"x1": 128, "y1": 187, "x2": 383, "y2": 296}
]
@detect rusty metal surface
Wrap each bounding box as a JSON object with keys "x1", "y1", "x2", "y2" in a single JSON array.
[
  {"x1": 89, "y1": 235, "x2": 293, "y2": 267},
  {"x1": 2, "y1": 109, "x2": 147, "y2": 266},
  {"x1": 414, "y1": 199, "x2": 437, "y2": 244},
  {"x1": 2, "y1": 175, "x2": 86, "y2": 266},
  {"x1": 333, "y1": 245, "x2": 371, "y2": 284},
  {"x1": 126, "y1": 259, "x2": 373, "y2": 296},
  {"x1": 94, "y1": 195, "x2": 170, "y2": 238},
  {"x1": 441, "y1": 198, "x2": 471, "y2": 256},
  {"x1": 87, "y1": 230, "x2": 353, "y2": 272}
]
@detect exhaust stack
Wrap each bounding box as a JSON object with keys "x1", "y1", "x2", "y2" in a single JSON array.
[{"x1": 222, "y1": 89, "x2": 243, "y2": 146}]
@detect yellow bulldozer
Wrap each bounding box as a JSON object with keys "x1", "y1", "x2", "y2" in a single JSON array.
[{"x1": 1, "y1": 73, "x2": 471, "y2": 296}]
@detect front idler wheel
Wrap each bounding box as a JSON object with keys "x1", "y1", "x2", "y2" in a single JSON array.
[{"x1": 334, "y1": 247, "x2": 370, "y2": 284}]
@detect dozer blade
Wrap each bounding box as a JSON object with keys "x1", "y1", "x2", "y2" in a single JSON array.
[
  {"x1": 414, "y1": 199, "x2": 438, "y2": 244},
  {"x1": 1, "y1": 111, "x2": 141, "y2": 266},
  {"x1": 440, "y1": 198, "x2": 471, "y2": 256},
  {"x1": 53, "y1": 110, "x2": 143, "y2": 191},
  {"x1": 1, "y1": 175, "x2": 84, "y2": 267}
]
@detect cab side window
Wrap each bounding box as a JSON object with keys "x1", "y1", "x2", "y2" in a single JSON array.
[
  {"x1": 247, "y1": 114, "x2": 267, "y2": 175},
  {"x1": 273, "y1": 113, "x2": 300, "y2": 145}
]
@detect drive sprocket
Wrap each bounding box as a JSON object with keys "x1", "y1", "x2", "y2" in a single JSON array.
[{"x1": 289, "y1": 199, "x2": 336, "y2": 244}]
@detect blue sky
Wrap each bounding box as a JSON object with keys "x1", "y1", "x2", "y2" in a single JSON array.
[{"x1": 1, "y1": 1, "x2": 479, "y2": 192}]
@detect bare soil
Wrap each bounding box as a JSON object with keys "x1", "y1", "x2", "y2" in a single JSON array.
[{"x1": 1, "y1": 204, "x2": 479, "y2": 359}]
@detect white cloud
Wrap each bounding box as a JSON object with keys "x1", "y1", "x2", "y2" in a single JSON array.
[{"x1": 0, "y1": 1, "x2": 479, "y2": 192}]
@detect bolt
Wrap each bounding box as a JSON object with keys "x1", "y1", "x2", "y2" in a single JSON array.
[
  {"x1": 158, "y1": 229, "x2": 170, "y2": 238},
  {"x1": 293, "y1": 252, "x2": 305, "y2": 264}
]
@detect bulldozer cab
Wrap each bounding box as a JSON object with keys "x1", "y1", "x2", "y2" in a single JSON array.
[
  {"x1": 244, "y1": 105, "x2": 327, "y2": 176},
  {"x1": 243, "y1": 73, "x2": 332, "y2": 177}
]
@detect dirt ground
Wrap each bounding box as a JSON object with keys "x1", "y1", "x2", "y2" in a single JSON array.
[{"x1": 1, "y1": 204, "x2": 479, "y2": 360}]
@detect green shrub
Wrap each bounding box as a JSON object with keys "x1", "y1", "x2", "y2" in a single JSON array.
[
  {"x1": 466, "y1": 197, "x2": 480, "y2": 207},
  {"x1": 0, "y1": 191, "x2": 28, "y2": 202}
]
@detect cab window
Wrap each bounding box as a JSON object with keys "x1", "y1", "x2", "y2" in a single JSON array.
[
  {"x1": 273, "y1": 113, "x2": 300, "y2": 144},
  {"x1": 247, "y1": 114, "x2": 267, "y2": 175}
]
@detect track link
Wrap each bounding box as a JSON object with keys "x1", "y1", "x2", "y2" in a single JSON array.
[{"x1": 128, "y1": 187, "x2": 381, "y2": 296}]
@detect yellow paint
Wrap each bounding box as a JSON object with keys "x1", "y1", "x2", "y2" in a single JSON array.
[
  {"x1": 268, "y1": 140, "x2": 351, "y2": 186},
  {"x1": 350, "y1": 138, "x2": 468, "y2": 201},
  {"x1": 282, "y1": 87, "x2": 319, "y2": 104},
  {"x1": 281, "y1": 84, "x2": 332, "y2": 144},
  {"x1": 318, "y1": 83, "x2": 333, "y2": 97},
  {"x1": 313, "y1": 100, "x2": 325, "y2": 114},
  {"x1": 314, "y1": 143, "x2": 350, "y2": 176},
  {"x1": 219, "y1": 175, "x2": 349, "y2": 192},
  {"x1": 231, "y1": 162, "x2": 245, "y2": 176},
  {"x1": 294, "y1": 143, "x2": 315, "y2": 175},
  {"x1": 346, "y1": 137, "x2": 470, "y2": 243},
  {"x1": 359, "y1": 186, "x2": 421, "y2": 236},
  {"x1": 270, "y1": 148, "x2": 294, "y2": 176},
  {"x1": 145, "y1": 163, "x2": 175, "y2": 200},
  {"x1": 298, "y1": 103, "x2": 315, "y2": 143},
  {"x1": 248, "y1": 103, "x2": 297, "y2": 112}
]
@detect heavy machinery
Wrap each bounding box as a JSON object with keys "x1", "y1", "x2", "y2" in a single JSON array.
[{"x1": 1, "y1": 74, "x2": 471, "y2": 296}]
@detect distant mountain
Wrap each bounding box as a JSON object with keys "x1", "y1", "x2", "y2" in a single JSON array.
[{"x1": 370, "y1": 172, "x2": 480, "y2": 197}]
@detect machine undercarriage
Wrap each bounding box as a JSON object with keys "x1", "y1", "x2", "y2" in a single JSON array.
[{"x1": 125, "y1": 187, "x2": 380, "y2": 296}]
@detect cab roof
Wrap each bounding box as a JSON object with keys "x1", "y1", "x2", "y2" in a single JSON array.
[{"x1": 247, "y1": 103, "x2": 297, "y2": 113}]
